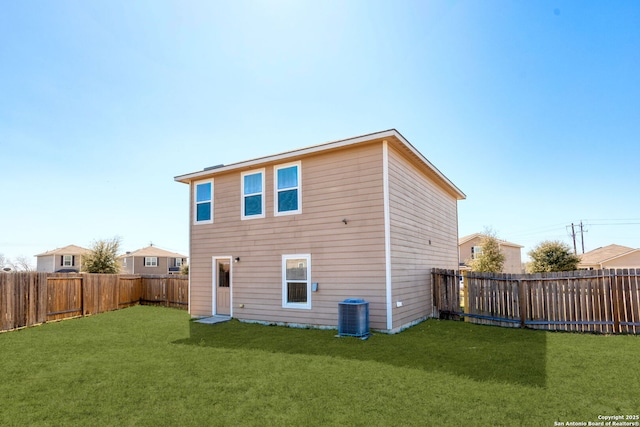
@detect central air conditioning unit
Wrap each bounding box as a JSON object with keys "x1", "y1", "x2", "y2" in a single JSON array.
[{"x1": 338, "y1": 298, "x2": 369, "y2": 338}]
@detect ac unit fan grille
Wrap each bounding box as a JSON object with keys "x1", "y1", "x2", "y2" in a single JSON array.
[{"x1": 338, "y1": 299, "x2": 369, "y2": 337}]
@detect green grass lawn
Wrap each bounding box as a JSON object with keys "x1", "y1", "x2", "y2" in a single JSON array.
[{"x1": 0, "y1": 306, "x2": 638, "y2": 426}]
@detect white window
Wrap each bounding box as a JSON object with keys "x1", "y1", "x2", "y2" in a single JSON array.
[
  {"x1": 63, "y1": 255, "x2": 73, "y2": 267},
  {"x1": 194, "y1": 180, "x2": 213, "y2": 224},
  {"x1": 471, "y1": 246, "x2": 483, "y2": 260},
  {"x1": 175, "y1": 258, "x2": 183, "y2": 267},
  {"x1": 241, "y1": 169, "x2": 265, "y2": 219},
  {"x1": 145, "y1": 257, "x2": 158, "y2": 267},
  {"x1": 274, "y1": 162, "x2": 301, "y2": 216},
  {"x1": 282, "y1": 254, "x2": 311, "y2": 309}
]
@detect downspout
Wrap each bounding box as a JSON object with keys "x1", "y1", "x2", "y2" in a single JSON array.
[{"x1": 382, "y1": 140, "x2": 393, "y2": 330}]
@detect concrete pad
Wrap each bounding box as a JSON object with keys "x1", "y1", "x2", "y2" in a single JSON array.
[{"x1": 194, "y1": 315, "x2": 231, "y2": 325}]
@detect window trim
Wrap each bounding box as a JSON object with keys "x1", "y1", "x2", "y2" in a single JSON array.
[
  {"x1": 282, "y1": 254, "x2": 311, "y2": 309},
  {"x1": 144, "y1": 257, "x2": 158, "y2": 267},
  {"x1": 62, "y1": 255, "x2": 73, "y2": 267},
  {"x1": 274, "y1": 161, "x2": 302, "y2": 216},
  {"x1": 241, "y1": 168, "x2": 265, "y2": 220},
  {"x1": 194, "y1": 179, "x2": 214, "y2": 224}
]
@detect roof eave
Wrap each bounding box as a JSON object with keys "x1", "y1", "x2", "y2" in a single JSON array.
[
  {"x1": 173, "y1": 129, "x2": 466, "y2": 200},
  {"x1": 598, "y1": 248, "x2": 640, "y2": 264},
  {"x1": 390, "y1": 129, "x2": 466, "y2": 200},
  {"x1": 174, "y1": 129, "x2": 398, "y2": 183}
]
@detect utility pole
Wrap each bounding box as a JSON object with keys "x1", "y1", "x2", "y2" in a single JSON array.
[
  {"x1": 571, "y1": 223, "x2": 577, "y2": 254},
  {"x1": 579, "y1": 221, "x2": 586, "y2": 254}
]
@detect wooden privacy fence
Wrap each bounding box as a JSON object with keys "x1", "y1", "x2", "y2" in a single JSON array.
[
  {"x1": 432, "y1": 268, "x2": 640, "y2": 334},
  {"x1": 141, "y1": 275, "x2": 189, "y2": 309},
  {"x1": 0, "y1": 273, "x2": 188, "y2": 332}
]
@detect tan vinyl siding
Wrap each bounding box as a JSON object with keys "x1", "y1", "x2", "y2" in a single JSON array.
[
  {"x1": 502, "y1": 246, "x2": 524, "y2": 273},
  {"x1": 387, "y1": 144, "x2": 459, "y2": 330},
  {"x1": 189, "y1": 142, "x2": 389, "y2": 329},
  {"x1": 601, "y1": 251, "x2": 640, "y2": 268},
  {"x1": 459, "y1": 240, "x2": 476, "y2": 266},
  {"x1": 119, "y1": 257, "x2": 134, "y2": 274},
  {"x1": 124, "y1": 256, "x2": 171, "y2": 275}
]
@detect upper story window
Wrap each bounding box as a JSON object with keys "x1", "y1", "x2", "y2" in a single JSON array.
[
  {"x1": 275, "y1": 162, "x2": 301, "y2": 216},
  {"x1": 174, "y1": 258, "x2": 183, "y2": 267},
  {"x1": 194, "y1": 180, "x2": 213, "y2": 224},
  {"x1": 144, "y1": 257, "x2": 158, "y2": 267},
  {"x1": 241, "y1": 169, "x2": 265, "y2": 219},
  {"x1": 62, "y1": 255, "x2": 73, "y2": 267},
  {"x1": 471, "y1": 246, "x2": 483, "y2": 259}
]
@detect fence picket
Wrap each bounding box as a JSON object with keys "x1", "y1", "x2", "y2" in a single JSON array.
[
  {"x1": 634, "y1": 269, "x2": 640, "y2": 334},
  {"x1": 621, "y1": 269, "x2": 631, "y2": 334}
]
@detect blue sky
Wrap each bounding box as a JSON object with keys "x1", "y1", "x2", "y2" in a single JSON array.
[{"x1": 1, "y1": 0, "x2": 639, "y2": 266}]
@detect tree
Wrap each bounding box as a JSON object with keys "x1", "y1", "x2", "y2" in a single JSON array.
[
  {"x1": 9, "y1": 255, "x2": 34, "y2": 272},
  {"x1": 82, "y1": 237, "x2": 121, "y2": 274},
  {"x1": 469, "y1": 232, "x2": 506, "y2": 273},
  {"x1": 527, "y1": 240, "x2": 581, "y2": 273},
  {"x1": 180, "y1": 263, "x2": 189, "y2": 275}
]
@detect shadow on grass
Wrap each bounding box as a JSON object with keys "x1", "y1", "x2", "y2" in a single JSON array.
[{"x1": 173, "y1": 318, "x2": 546, "y2": 388}]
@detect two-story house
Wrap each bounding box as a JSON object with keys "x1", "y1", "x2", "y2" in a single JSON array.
[
  {"x1": 35, "y1": 244, "x2": 89, "y2": 273},
  {"x1": 118, "y1": 246, "x2": 187, "y2": 275},
  {"x1": 459, "y1": 233, "x2": 524, "y2": 274},
  {"x1": 175, "y1": 129, "x2": 465, "y2": 333}
]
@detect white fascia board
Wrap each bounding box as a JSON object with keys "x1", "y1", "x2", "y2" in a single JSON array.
[{"x1": 391, "y1": 130, "x2": 466, "y2": 200}]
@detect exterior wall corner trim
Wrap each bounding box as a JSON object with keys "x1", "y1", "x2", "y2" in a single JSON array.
[{"x1": 382, "y1": 140, "x2": 393, "y2": 330}]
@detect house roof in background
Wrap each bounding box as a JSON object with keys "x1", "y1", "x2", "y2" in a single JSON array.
[
  {"x1": 458, "y1": 233, "x2": 523, "y2": 248},
  {"x1": 174, "y1": 129, "x2": 466, "y2": 200},
  {"x1": 35, "y1": 244, "x2": 90, "y2": 257},
  {"x1": 579, "y1": 244, "x2": 637, "y2": 265},
  {"x1": 119, "y1": 246, "x2": 186, "y2": 259}
]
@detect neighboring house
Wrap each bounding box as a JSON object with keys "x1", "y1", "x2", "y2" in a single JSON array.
[
  {"x1": 118, "y1": 246, "x2": 187, "y2": 275},
  {"x1": 35, "y1": 245, "x2": 89, "y2": 273},
  {"x1": 459, "y1": 233, "x2": 524, "y2": 274},
  {"x1": 174, "y1": 129, "x2": 465, "y2": 333},
  {"x1": 578, "y1": 244, "x2": 640, "y2": 270}
]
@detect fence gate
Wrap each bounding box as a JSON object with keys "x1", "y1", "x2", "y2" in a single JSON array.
[{"x1": 432, "y1": 269, "x2": 461, "y2": 320}]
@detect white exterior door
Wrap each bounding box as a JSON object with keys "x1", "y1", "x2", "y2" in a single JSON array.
[{"x1": 214, "y1": 258, "x2": 231, "y2": 316}]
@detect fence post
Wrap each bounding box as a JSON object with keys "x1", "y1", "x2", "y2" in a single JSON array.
[
  {"x1": 611, "y1": 269, "x2": 621, "y2": 333},
  {"x1": 462, "y1": 270, "x2": 468, "y2": 321},
  {"x1": 80, "y1": 274, "x2": 84, "y2": 317},
  {"x1": 518, "y1": 279, "x2": 526, "y2": 329}
]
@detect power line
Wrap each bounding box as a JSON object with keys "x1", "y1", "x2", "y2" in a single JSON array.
[
  {"x1": 582, "y1": 218, "x2": 640, "y2": 222},
  {"x1": 585, "y1": 222, "x2": 640, "y2": 226}
]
